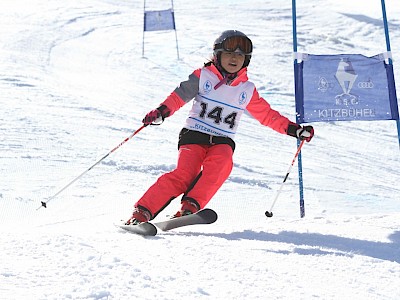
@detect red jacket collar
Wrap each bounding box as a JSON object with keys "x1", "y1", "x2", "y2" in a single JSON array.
[{"x1": 206, "y1": 64, "x2": 249, "y2": 86}]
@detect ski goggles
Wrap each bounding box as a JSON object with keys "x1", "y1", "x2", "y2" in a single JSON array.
[{"x1": 215, "y1": 36, "x2": 253, "y2": 55}]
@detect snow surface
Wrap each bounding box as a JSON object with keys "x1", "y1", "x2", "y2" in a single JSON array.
[{"x1": 1, "y1": 0, "x2": 400, "y2": 299}]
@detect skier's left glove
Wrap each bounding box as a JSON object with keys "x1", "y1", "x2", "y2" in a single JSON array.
[
  {"x1": 287, "y1": 122, "x2": 314, "y2": 142},
  {"x1": 142, "y1": 105, "x2": 171, "y2": 126}
]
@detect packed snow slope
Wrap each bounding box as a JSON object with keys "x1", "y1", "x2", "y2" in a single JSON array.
[{"x1": 0, "y1": 0, "x2": 399, "y2": 299}]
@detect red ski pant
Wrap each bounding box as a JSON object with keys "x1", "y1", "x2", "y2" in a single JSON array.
[{"x1": 135, "y1": 143, "x2": 233, "y2": 217}]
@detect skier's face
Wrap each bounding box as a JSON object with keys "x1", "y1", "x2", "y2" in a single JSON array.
[{"x1": 220, "y1": 51, "x2": 245, "y2": 74}]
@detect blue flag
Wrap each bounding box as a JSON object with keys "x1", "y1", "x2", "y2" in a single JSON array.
[
  {"x1": 144, "y1": 9, "x2": 176, "y2": 32},
  {"x1": 295, "y1": 53, "x2": 399, "y2": 123}
]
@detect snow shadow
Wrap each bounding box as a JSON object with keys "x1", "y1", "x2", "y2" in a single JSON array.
[
  {"x1": 189, "y1": 230, "x2": 400, "y2": 263},
  {"x1": 340, "y1": 13, "x2": 398, "y2": 28}
]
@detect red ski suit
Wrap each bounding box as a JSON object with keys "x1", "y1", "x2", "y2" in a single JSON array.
[{"x1": 135, "y1": 64, "x2": 292, "y2": 218}]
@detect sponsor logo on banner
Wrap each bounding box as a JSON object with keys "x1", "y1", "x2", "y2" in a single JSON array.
[{"x1": 334, "y1": 58, "x2": 359, "y2": 104}]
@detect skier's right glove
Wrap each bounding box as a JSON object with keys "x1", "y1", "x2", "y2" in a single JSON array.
[
  {"x1": 142, "y1": 104, "x2": 171, "y2": 126},
  {"x1": 287, "y1": 122, "x2": 314, "y2": 142}
]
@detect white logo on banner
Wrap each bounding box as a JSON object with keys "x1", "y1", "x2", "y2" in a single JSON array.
[{"x1": 334, "y1": 58, "x2": 359, "y2": 105}]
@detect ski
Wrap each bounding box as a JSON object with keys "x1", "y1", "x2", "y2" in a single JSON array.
[
  {"x1": 117, "y1": 209, "x2": 217, "y2": 236},
  {"x1": 154, "y1": 208, "x2": 218, "y2": 231},
  {"x1": 117, "y1": 222, "x2": 157, "y2": 237}
]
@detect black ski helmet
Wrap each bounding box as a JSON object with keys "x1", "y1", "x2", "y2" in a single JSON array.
[{"x1": 213, "y1": 30, "x2": 253, "y2": 69}]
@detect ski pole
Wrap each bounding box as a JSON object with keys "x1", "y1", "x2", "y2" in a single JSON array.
[
  {"x1": 37, "y1": 125, "x2": 146, "y2": 210},
  {"x1": 265, "y1": 139, "x2": 305, "y2": 218}
]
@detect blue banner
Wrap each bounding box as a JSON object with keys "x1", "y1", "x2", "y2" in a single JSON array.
[
  {"x1": 144, "y1": 9, "x2": 176, "y2": 32},
  {"x1": 295, "y1": 53, "x2": 399, "y2": 123}
]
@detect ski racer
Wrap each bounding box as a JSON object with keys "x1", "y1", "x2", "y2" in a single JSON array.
[{"x1": 126, "y1": 30, "x2": 314, "y2": 225}]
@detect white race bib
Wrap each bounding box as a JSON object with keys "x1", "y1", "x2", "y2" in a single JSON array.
[{"x1": 184, "y1": 68, "x2": 254, "y2": 139}]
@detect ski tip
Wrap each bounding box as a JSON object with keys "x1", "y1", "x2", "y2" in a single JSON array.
[
  {"x1": 117, "y1": 222, "x2": 157, "y2": 237},
  {"x1": 202, "y1": 208, "x2": 218, "y2": 221}
]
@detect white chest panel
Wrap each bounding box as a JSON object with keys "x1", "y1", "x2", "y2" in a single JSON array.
[{"x1": 184, "y1": 68, "x2": 254, "y2": 139}]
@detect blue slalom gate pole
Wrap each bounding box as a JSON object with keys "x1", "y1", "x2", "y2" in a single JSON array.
[
  {"x1": 292, "y1": 0, "x2": 305, "y2": 218},
  {"x1": 171, "y1": 0, "x2": 180, "y2": 60},
  {"x1": 381, "y1": 0, "x2": 400, "y2": 149}
]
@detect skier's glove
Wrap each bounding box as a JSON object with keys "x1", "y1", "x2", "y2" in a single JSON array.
[
  {"x1": 296, "y1": 125, "x2": 314, "y2": 142},
  {"x1": 142, "y1": 105, "x2": 171, "y2": 126},
  {"x1": 287, "y1": 122, "x2": 314, "y2": 142}
]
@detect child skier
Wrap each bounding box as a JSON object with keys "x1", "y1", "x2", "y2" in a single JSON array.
[{"x1": 126, "y1": 30, "x2": 314, "y2": 224}]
